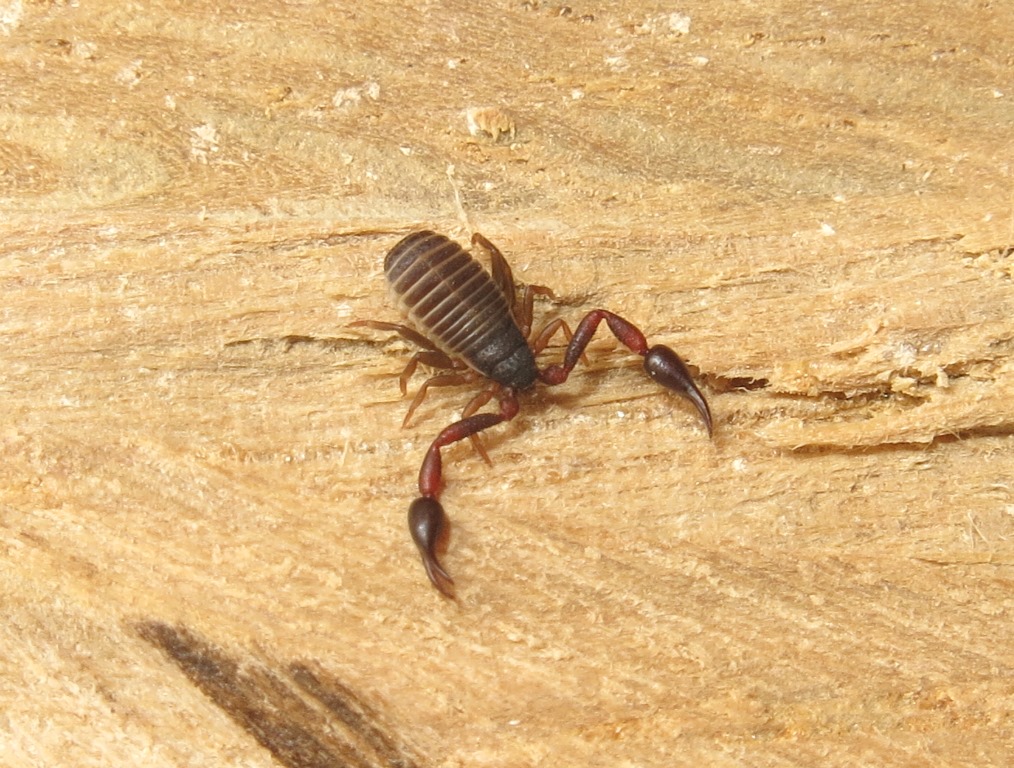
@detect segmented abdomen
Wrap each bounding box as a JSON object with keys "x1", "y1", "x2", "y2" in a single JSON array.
[{"x1": 384, "y1": 231, "x2": 537, "y2": 390}]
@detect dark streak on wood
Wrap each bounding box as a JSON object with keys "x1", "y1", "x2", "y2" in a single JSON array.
[
  {"x1": 136, "y1": 621, "x2": 425, "y2": 768},
  {"x1": 290, "y1": 663, "x2": 421, "y2": 768}
]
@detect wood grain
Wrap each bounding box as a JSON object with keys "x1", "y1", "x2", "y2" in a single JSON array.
[{"x1": 1, "y1": 1, "x2": 1012, "y2": 765}]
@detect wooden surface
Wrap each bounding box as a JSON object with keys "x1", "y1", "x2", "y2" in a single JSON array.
[{"x1": 2, "y1": 1, "x2": 1012, "y2": 765}]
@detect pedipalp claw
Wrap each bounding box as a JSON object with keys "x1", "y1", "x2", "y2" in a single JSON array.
[
  {"x1": 408, "y1": 496, "x2": 455, "y2": 597},
  {"x1": 643, "y1": 345, "x2": 713, "y2": 436}
]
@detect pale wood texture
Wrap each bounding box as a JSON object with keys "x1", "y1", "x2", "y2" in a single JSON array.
[{"x1": 2, "y1": 1, "x2": 1012, "y2": 766}]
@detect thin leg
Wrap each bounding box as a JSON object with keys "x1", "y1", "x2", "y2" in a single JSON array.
[
  {"x1": 460, "y1": 383, "x2": 500, "y2": 466},
  {"x1": 531, "y1": 318, "x2": 568, "y2": 354},
  {"x1": 471, "y1": 234, "x2": 556, "y2": 334},
  {"x1": 348, "y1": 319, "x2": 439, "y2": 353},
  {"x1": 351, "y1": 319, "x2": 469, "y2": 422},
  {"x1": 350, "y1": 318, "x2": 458, "y2": 395},
  {"x1": 472, "y1": 233, "x2": 517, "y2": 311},
  {"x1": 516, "y1": 283, "x2": 556, "y2": 338},
  {"x1": 403, "y1": 371, "x2": 474, "y2": 427},
  {"x1": 398, "y1": 350, "x2": 459, "y2": 396},
  {"x1": 539, "y1": 309, "x2": 712, "y2": 435},
  {"x1": 407, "y1": 374, "x2": 493, "y2": 460},
  {"x1": 530, "y1": 317, "x2": 588, "y2": 366},
  {"x1": 408, "y1": 388, "x2": 521, "y2": 597}
]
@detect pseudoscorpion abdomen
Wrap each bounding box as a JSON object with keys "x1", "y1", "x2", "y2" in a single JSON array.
[{"x1": 384, "y1": 231, "x2": 536, "y2": 390}]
